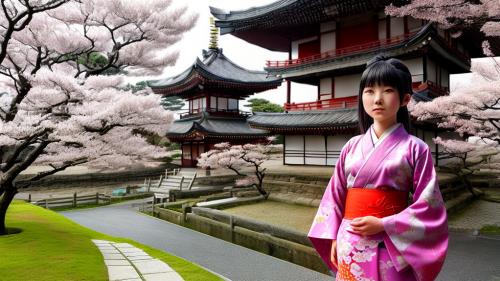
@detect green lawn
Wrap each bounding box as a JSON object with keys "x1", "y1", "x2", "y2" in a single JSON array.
[{"x1": 0, "y1": 200, "x2": 222, "y2": 281}]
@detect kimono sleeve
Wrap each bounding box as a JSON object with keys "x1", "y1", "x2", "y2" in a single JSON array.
[
  {"x1": 381, "y1": 147, "x2": 448, "y2": 281},
  {"x1": 307, "y1": 140, "x2": 350, "y2": 271}
]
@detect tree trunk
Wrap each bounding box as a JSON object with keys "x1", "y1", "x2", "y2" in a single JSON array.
[
  {"x1": 255, "y1": 173, "x2": 268, "y2": 199},
  {"x1": 0, "y1": 181, "x2": 16, "y2": 235},
  {"x1": 461, "y1": 175, "x2": 479, "y2": 198}
]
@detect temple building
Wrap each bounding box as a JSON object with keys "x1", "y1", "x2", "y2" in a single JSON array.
[
  {"x1": 149, "y1": 48, "x2": 282, "y2": 167},
  {"x1": 211, "y1": 0, "x2": 491, "y2": 166}
]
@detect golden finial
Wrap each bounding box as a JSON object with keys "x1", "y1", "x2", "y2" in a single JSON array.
[{"x1": 209, "y1": 17, "x2": 219, "y2": 50}]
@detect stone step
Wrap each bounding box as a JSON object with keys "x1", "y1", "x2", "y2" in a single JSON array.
[
  {"x1": 445, "y1": 190, "x2": 477, "y2": 215},
  {"x1": 441, "y1": 185, "x2": 467, "y2": 201}
]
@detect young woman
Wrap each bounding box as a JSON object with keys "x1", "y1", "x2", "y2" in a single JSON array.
[{"x1": 308, "y1": 56, "x2": 448, "y2": 281}]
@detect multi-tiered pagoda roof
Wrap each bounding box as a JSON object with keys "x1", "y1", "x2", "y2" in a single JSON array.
[{"x1": 149, "y1": 48, "x2": 282, "y2": 98}]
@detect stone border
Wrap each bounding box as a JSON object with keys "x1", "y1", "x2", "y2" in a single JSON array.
[{"x1": 92, "y1": 240, "x2": 184, "y2": 281}]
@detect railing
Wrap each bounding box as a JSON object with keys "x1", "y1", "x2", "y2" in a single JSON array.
[
  {"x1": 179, "y1": 109, "x2": 252, "y2": 119},
  {"x1": 32, "y1": 193, "x2": 111, "y2": 209},
  {"x1": 266, "y1": 27, "x2": 469, "y2": 68},
  {"x1": 284, "y1": 96, "x2": 358, "y2": 111},
  {"x1": 266, "y1": 33, "x2": 418, "y2": 68}
]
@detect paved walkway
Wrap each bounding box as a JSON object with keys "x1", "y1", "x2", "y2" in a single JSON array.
[
  {"x1": 448, "y1": 188, "x2": 500, "y2": 233},
  {"x1": 93, "y1": 240, "x2": 183, "y2": 281},
  {"x1": 61, "y1": 199, "x2": 500, "y2": 281},
  {"x1": 448, "y1": 199, "x2": 500, "y2": 231},
  {"x1": 62, "y1": 200, "x2": 331, "y2": 281}
]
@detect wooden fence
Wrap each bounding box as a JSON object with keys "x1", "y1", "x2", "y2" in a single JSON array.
[{"x1": 32, "y1": 192, "x2": 111, "y2": 209}]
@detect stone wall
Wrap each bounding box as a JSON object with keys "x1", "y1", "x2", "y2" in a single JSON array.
[
  {"x1": 263, "y1": 173, "x2": 330, "y2": 207},
  {"x1": 17, "y1": 165, "x2": 172, "y2": 189},
  {"x1": 154, "y1": 204, "x2": 331, "y2": 275}
]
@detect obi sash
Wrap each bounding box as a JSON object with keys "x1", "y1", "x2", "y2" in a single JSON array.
[{"x1": 344, "y1": 188, "x2": 408, "y2": 219}]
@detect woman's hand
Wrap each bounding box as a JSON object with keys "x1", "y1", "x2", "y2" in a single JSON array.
[
  {"x1": 350, "y1": 216, "x2": 384, "y2": 236},
  {"x1": 330, "y1": 240, "x2": 338, "y2": 268}
]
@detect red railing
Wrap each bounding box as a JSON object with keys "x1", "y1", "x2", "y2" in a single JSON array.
[
  {"x1": 266, "y1": 28, "x2": 469, "y2": 68},
  {"x1": 284, "y1": 96, "x2": 358, "y2": 111},
  {"x1": 266, "y1": 33, "x2": 418, "y2": 68}
]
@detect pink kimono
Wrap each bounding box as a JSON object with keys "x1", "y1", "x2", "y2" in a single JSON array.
[{"x1": 308, "y1": 124, "x2": 448, "y2": 281}]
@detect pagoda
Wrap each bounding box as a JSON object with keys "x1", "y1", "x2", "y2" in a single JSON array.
[
  {"x1": 211, "y1": 0, "x2": 495, "y2": 166},
  {"x1": 149, "y1": 46, "x2": 282, "y2": 167}
]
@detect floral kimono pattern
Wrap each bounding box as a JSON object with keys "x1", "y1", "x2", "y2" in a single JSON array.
[{"x1": 308, "y1": 124, "x2": 448, "y2": 281}]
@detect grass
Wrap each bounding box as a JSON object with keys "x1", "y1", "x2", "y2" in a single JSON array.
[
  {"x1": 0, "y1": 200, "x2": 222, "y2": 281},
  {"x1": 480, "y1": 224, "x2": 500, "y2": 235},
  {"x1": 222, "y1": 200, "x2": 317, "y2": 233}
]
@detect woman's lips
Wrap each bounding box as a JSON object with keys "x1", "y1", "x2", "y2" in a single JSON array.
[{"x1": 373, "y1": 108, "x2": 384, "y2": 112}]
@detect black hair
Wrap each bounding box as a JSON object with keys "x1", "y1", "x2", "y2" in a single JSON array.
[{"x1": 357, "y1": 55, "x2": 412, "y2": 134}]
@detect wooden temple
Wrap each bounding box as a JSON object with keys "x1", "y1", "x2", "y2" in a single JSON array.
[
  {"x1": 211, "y1": 0, "x2": 493, "y2": 166},
  {"x1": 149, "y1": 48, "x2": 282, "y2": 167}
]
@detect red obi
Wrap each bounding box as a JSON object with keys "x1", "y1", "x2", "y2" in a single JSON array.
[{"x1": 344, "y1": 188, "x2": 408, "y2": 219}]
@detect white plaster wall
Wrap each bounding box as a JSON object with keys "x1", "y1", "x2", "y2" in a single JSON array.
[
  {"x1": 334, "y1": 73, "x2": 362, "y2": 98},
  {"x1": 427, "y1": 58, "x2": 437, "y2": 83},
  {"x1": 378, "y1": 19, "x2": 386, "y2": 40},
  {"x1": 320, "y1": 78, "x2": 332, "y2": 95},
  {"x1": 284, "y1": 135, "x2": 305, "y2": 164},
  {"x1": 403, "y1": 58, "x2": 424, "y2": 82},
  {"x1": 441, "y1": 68, "x2": 449, "y2": 88},
  {"x1": 390, "y1": 17, "x2": 405, "y2": 37},
  {"x1": 326, "y1": 135, "x2": 352, "y2": 165},
  {"x1": 305, "y1": 135, "x2": 326, "y2": 165},
  {"x1": 321, "y1": 32, "x2": 336, "y2": 53}
]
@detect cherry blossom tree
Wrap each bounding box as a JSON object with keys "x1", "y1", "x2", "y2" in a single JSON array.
[
  {"x1": 407, "y1": 59, "x2": 500, "y2": 194},
  {"x1": 197, "y1": 142, "x2": 275, "y2": 198},
  {"x1": 386, "y1": 1, "x2": 500, "y2": 193},
  {"x1": 0, "y1": 0, "x2": 198, "y2": 234},
  {"x1": 385, "y1": 0, "x2": 500, "y2": 55}
]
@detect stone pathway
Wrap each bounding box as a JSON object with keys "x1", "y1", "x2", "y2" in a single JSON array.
[
  {"x1": 92, "y1": 240, "x2": 184, "y2": 281},
  {"x1": 448, "y1": 199, "x2": 500, "y2": 231}
]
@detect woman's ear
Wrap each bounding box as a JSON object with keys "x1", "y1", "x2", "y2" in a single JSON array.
[{"x1": 401, "y1": 93, "x2": 411, "y2": 107}]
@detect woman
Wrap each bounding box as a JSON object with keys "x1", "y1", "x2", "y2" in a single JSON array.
[{"x1": 308, "y1": 56, "x2": 448, "y2": 281}]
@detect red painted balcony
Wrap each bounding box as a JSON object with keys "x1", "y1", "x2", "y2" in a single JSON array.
[
  {"x1": 266, "y1": 29, "x2": 469, "y2": 69},
  {"x1": 267, "y1": 33, "x2": 418, "y2": 68},
  {"x1": 285, "y1": 96, "x2": 358, "y2": 111}
]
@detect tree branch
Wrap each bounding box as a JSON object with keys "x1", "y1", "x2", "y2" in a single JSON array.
[{"x1": 17, "y1": 157, "x2": 88, "y2": 189}]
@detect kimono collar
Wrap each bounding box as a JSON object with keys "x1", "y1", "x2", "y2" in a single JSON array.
[
  {"x1": 370, "y1": 123, "x2": 402, "y2": 147},
  {"x1": 355, "y1": 124, "x2": 409, "y2": 188}
]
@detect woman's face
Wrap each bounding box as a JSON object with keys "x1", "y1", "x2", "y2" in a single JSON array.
[{"x1": 362, "y1": 84, "x2": 410, "y2": 126}]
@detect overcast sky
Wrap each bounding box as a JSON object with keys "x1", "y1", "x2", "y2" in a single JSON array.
[{"x1": 146, "y1": 0, "x2": 314, "y2": 109}]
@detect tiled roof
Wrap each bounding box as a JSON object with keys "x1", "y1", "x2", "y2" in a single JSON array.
[
  {"x1": 167, "y1": 112, "x2": 269, "y2": 139},
  {"x1": 248, "y1": 108, "x2": 358, "y2": 130},
  {"x1": 148, "y1": 49, "x2": 282, "y2": 91}
]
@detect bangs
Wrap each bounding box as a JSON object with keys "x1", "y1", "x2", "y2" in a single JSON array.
[{"x1": 360, "y1": 61, "x2": 403, "y2": 90}]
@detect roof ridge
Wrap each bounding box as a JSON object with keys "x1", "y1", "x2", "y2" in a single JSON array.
[{"x1": 210, "y1": 0, "x2": 297, "y2": 21}]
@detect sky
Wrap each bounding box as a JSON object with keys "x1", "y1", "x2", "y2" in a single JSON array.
[{"x1": 142, "y1": 0, "x2": 315, "y2": 109}]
